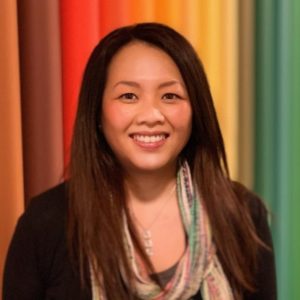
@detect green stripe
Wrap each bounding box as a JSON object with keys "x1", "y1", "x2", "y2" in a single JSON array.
[
  {"x1": 255, "y1": 0, "x2": 300, "y2": 298},
  {"x1": 276, "y1": 1, "x2": 292, "y2": 299},
  {"x1": 254, "y1": 0, "x2": 277, "y2": 206},
  {"x1": 290, "y1": 1, "x2": 300, "y2": 298}
]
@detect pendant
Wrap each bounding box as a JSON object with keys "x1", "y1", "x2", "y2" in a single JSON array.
[{"x1": 143, "y1": 230, "x2": 153, "y2": 256}]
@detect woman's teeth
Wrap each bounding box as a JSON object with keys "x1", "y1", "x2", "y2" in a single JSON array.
[{"x1": 133, "y1": 134, "x2": 166, "y2": 143}]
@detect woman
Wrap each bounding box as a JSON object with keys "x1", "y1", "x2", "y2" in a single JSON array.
[{"x1": 3, "y1": 23, "x2": 276, "y2": 299}]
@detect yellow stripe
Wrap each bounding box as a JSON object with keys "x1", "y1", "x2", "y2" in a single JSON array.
[
  {"x1": 198, "y1": 0, "x2": 222, "y2": 99},
  {"x1": 181, "y1": 0, "x2": 202, "y2": 50},
  {"x1": 188, "y1": 1, "x2": 239, "y2": 179},
  {"x1": 196, "y1": 1, "x2": 234, "y2": 173},
  {"x1": 219, "y1": 0, "x2": 239, "y2": 179}
]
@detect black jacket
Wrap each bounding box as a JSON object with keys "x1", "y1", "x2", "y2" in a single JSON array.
[{"x1": 3, "y1": 182, "x2": 277, "y2": 299}]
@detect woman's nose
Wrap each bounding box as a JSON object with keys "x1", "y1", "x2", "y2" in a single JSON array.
[{"x1": 135, "y1": 99, "x2": 165, "y2": 126}]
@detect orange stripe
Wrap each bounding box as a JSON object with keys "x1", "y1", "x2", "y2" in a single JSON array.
[
  {"x1": 100, "y1": 0, "x2": 131, "y2": 37},
  {"x1": 130, "y1": 0, "x2": 155, "y2": 23},
  {"x1": 0, "y1": 0, "x2": 24, "y2": 293},
  {"x1": 154, "y1": 0, "x2": 183, "y2": 32}
]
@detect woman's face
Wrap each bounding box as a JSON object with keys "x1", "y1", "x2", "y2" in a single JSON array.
[{"x1": 101, "y1": 41, "x2": 192, "y2": 174}]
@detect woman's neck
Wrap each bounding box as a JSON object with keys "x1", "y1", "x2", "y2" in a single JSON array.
[{"x1": 124, "y1": 165, "x2": 177, "y2": 205}]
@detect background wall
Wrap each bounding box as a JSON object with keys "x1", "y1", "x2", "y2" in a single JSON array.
[{"x1": 0, "y1": 0, "x2": 299, "y2": 299}]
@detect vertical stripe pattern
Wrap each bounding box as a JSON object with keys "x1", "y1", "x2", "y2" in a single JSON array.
[{"x1": 1, "y1": 1, "x2": 299, "y2": 299}]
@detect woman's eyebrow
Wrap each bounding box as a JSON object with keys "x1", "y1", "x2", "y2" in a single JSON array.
[
  {"x1": 112, "y1": 80, "x2": 184, "y2": 89},
  {"x1": 158, "y1": 80, "x2": 184, "y2": 89},
  {"x1": 113, "y1": 81, "x2": 140, "y2": 88}
]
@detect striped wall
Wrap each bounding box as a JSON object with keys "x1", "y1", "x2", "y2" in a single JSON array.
[{"x1": 0, "y1": 1, "x2": 299, "y2": 298}]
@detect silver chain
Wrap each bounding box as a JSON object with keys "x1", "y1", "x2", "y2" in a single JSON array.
[{"x1": 130, "y1": 183, "x2": 177, "y2": 256}]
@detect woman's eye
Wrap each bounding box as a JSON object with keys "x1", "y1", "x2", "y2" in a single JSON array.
[
  {"x1": 162, "y1": 93, "x2": 181, "y2": 101},
  {"x1": 118, "y1": 93, "x2": 137, "y2": 102}
]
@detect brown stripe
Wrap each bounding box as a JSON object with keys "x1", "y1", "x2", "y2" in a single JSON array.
[
  {"x1": 238, "y1": 0, "x2": 254, "y2": 188},
  {"x1": 18, "y1": 0, "x2": 64, "y2": 203}
]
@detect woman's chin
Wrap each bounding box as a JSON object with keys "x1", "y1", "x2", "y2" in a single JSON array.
[{"x1": 122, "y1": 158, "x2": 177, "y2": 175}]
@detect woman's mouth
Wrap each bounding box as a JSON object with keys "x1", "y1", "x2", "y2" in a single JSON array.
[
  {"x1": 132, "y1": 134, "x2": 166, "y2": 143},
  {"x1": 129, "y1": 133, "x2": 169, "y2": 149}
]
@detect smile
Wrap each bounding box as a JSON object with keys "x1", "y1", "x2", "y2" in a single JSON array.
[
  {"x1": 129, "y1": 133, "x2": 169, "y2": 149},
  {"x1": 132, "y1": 134, "x2": 167, "y2": 143}
]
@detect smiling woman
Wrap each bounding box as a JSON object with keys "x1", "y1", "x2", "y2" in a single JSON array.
[{"x1": 3, "y1": 23, "x2": 276, "y2": 300}]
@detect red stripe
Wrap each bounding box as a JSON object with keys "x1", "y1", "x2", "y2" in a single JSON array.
[{"x1": 60, "y1": 0, "x2": 100, "y2": 167}]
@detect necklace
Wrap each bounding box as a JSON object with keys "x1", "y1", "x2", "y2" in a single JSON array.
[{"x1": 130, "y1": 183, "x2": 177, "y2": 256}]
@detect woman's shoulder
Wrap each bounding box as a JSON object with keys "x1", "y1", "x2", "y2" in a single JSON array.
[
  {"x1": 3, "y1": 182, "x2": 72, "y2": 299},
  {"x1": 230, "y1": 180, "x2": 273, "y2": 244},
  {"x1": 24, "y1": 182, "x2": 68, "y2": 226},
  {"x1": 231, "y1": 181, "x2": 277, "y2": 299},
  {"x1": 231, "y1": 180, "x2": 268, "y2": 224},
  {"x1": 27, "y1": 181, "x2": 68, "y2": 211},
  {"x1": 15, "y1": 182, "x2": 69, "y2": 248}
]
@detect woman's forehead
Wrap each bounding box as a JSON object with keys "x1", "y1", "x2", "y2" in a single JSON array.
[{"x1": 105, "y1": 42, "x2": 185, "y2": 88}]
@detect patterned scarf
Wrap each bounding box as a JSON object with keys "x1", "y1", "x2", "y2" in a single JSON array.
[{"x1": 91, "y1": 161, "x2": 233, "y2": 300}]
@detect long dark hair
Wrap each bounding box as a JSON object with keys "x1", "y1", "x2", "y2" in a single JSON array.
[{"x1": 68, "y1": 23, "x2": 264, "y2": 299}]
